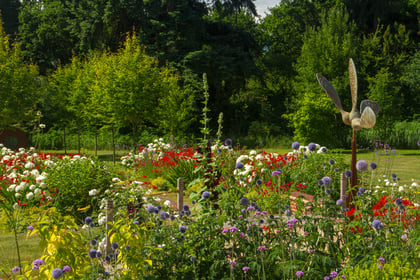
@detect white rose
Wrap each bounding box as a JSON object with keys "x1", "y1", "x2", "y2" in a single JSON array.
[{"x1": 26, "y1": 192, "x2": 34, "y2": 200}]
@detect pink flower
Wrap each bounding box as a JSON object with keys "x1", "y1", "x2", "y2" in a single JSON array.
[{"x1": 257, "y1": 246, "x2": 267, "y2": 251}]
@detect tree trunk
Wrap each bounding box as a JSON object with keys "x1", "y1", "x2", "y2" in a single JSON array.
[
  {"x1": 63, "y1": 126, "x2": 67, "y2": 154},
  {"x1": 132, "y1": 123, "x2": 137, "y2": 154},
  {"x1": 94, "y1": 126, "x2": 98, "y2": 157},
  {"x1": 77, "y1": 121, "x2": 81, "y2": 154},
  {"x1": 112, "y1": 126, "x2": 116, "y2": 165}
]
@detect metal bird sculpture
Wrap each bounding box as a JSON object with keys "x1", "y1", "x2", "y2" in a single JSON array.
[{"x1": 316, "y1": 58, "x2": 380, "y2": 131}]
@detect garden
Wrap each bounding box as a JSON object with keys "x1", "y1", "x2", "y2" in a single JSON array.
[{"x1": 0, "y1": 136, "x2": 419, "y2": 280}]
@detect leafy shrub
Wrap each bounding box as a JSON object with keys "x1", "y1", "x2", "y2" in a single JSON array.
[{"x1": 46, "y1": 156, "x2": 114, "y2": 222}]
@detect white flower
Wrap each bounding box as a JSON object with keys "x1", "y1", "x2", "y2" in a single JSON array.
[
  {"x1": 29, "y1": 184, "x2": 36, "y2": 191},
  {"x1": 398, "y1": 186, "x2": 404, "y2": 192},
  {"x1": 112, "y1": 177, "x2": 121, "y2": 182},
  {"x1": 15, "y1": 193, "x2": 21, "y2": 198},
  {"x1": 39, "y1": 123, "x2": 46, "y2": 129},
  {"x1": 411, "y1": 182, "x2": 419, "y2": 187},
  {"x1": 98, "y1": 216, "x2": 106, "y2": 226},
  {"x1": 236, "y1": 155, "x2": 249, "y2": 164},
  {"x1": 26, "y1": 192, "x2": 34, "y2": 200},
  {"x1": 164, "y1": 200, "x2": 171, "y2": 207},
  {"x1": 34, "y1": 188, "x2": 41, "y2": 195},
  {"x1": 89, "y1": 189, "x2": 98, "y2": 196}
]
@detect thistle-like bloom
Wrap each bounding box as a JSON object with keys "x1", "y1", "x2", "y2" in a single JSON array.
[
  {"x1": 125, "y1": 245, "x2": 131, "y2": 251},
  {"x1": 257, "y1": 246, "x2": 267, "y2": 251},
  {"x1": 63, "y1": 266, "x2": 71, "y2": 273},
  {"x1": 329, "y1": 159, "x2": 335, "y2": 165},
  {"x1": 292, "y1": 141, "x2": 300, "y2": 150},
  {"x1": 90, "y1": 239, "x2": 97, "y2": 246},
  {"x1": 183, "y1": 204, "x2": 190, "y2": 211},
  {"x1": 395, "y1": 197, "x2": 403, "y2": 206},
  {"x1": 322, "y1": 176, "x2": 332, "y2": 187},
  {"x1": 256, "y1": 179, "x2": 263, "y2": 186},
  {"x1": 284, "y1": 209, "x2": 292, "y2": 216},
  {"x1": 190, "y1": 256, "x2": 196, "y2": 262},
  {"x1": 84, "y1": 216, "x2": 93, "y2": 225},
  {"x1": 51, "y1": 268, "x2": 64, "y2": 279},
  {"x1": 224, "y1": 138, "x2": 233, "y2": 147},
  {"x1": 370, "y1": 162, "x2": 377, "y2": 170},
  {"x1": 330, "y1": 271, "x2": 338, "y2": 278},
  {"x1": 96, "y1": 251, "x2": 102, "y2": 258},
  {"x1": 417, "y1": 139, "x2": 420, "y2": 146},
  {"x1": 32, "y1": 259, "x2": 43, "y2": 270},
  {"x1": 236, "y1": 162, "x2": 244, "y2": 169},
  {"x1": 378, "y1": 257, "x2": 386, "y2": 264},
  {"x1": 308, "y1": 142, "x2": 317, "y2": 151},
  {"x1": 111, "y1": 242, "x2": 119, "y2": 250},
  {"x1": 202, "y1": 191, "x2": 210, "y2": 199},
  {"x1": 89, "y1": 249, "x2": 97, "y2": 259},
  {"x1": 147, "y1": 205, "x2": 157, "y2": 213},
  {"x1": 356, "y1": 160, "x2": 368, "y2": 172},
  {"x1": 179, "y1": 225, "x2": 187, "y2": 233},
  {"x1": 240, "y1": 197, "x2": 250, "y2": 206},
  {"x1": 336, "y1": 199, "x2": 344, "y2": 206},
  {"x1": 27, "y1": 225, "x2": 34, "y2": 231},
  {"x1": 325, "y1": 188, "x2": 332, "y2": 195},
  {"x1": 296, "y1": 271, "x2": 304, "y2": 278},
  {"x1": 158, "y1": 211, "x2": 170, "y2": 220},
  {"x1": 243, "y1": 266, "x2": 250, "y2": 272},
  {"x1": 372, "y1": 219, "x2": 384, "y2": 230},
  {"x1": 344, "y1": 170, "x2": 352, "y2": 178}
]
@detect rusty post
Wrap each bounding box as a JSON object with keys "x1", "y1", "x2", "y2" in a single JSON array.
[
  {"x1": 177, "y1": 178, "x2": 184, "y2": 213},
  {"x1": 105, "y1": 199, "x2": 114, "y2": 256}
]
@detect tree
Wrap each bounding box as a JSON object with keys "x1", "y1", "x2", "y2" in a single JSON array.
[
  {"x1": 0, "y1": 19, "x2": 40, "y2": 130},
  {"x1": 287, "y1": 7, "x2": 359, "y2": 147},
  {"x1": 0, "y1": 0, "x2": 21, "y2": 36}
]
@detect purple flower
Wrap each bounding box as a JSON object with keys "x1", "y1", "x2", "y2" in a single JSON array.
[
  {"x1": 370, "y1": 162, "x2": 377, "y2": 170},
  {"x1": 318, "y1": 180, "x2": 324, "y2": 186},
  {"x1": 111, "y1": 242, "x2": 119, "y2": 250},
  {"x1": 336, "y1": 199, "x2": 344, "y2": 206},
  {"x1": 243, "y1": 266, "x2": 250, "y2": 272},
  {"x1": 330, "y1": 271, "x2": 338, "y2": 278},
  {"x1": 224, "y1": 138, "x2": 233, "y2": 147},
  {"x1": 63, "y1": 266, "x2": 71, "y2": 273},
  {"x1": 329, "y1": 159, "x2": 336, "y2": 165},
  {"x1": 256, "y1": 179, "x2": 263, "y2": 186},
  {"x1": 378, "y1": 265, "x2": 383, "y2": 269},
  {"x1": 378, "y1": 257, "x2": 386, "y2": 264},
  {"x1": 12, "y1": 266, "x2": 20, "y2": 273},
  {"x1": 236, "y1": 162, "x2": 244, "y2": 169},
  {"x1": 356, "y1": 160, "x2": 368, "y2": 172},
  {"x1": 183, "y1": 204, "x2": 190, "y2": 211},
  {"x1": 230, "y1": 226, "x2": 239, "y2": 234},
  {"x1": 292, "y1": 141, "x2": 300, "y2": 150},
  {"x1": 32, "y1": 259, "x2": 43, "y2": 270},
  {"x1": 395, "y1": 197, "x2": 403, "y2": 206},
  {"x1": 324, "y1": 277, "x2": 330, "y2": 280},
  {"x1": 284, "y1": 209, "x2": 292, "y2": 216},
  {"x1": 325, "y1": 188, "x2": 332, "y2": 195},
  {"x1": 96, "y1": 251, "x2": 102, "y2": 258},
  {"x1": 308, "y1": 142, "x2": 317, "y2": 151},
  {"x1": 179, "y1": 225, "x2": 187, "y2": 233},
  {"x1": 372, "y1": 219, "x2": 384, "y2": 230},
  {"x1": 89, "y1": 249, "x2": 97, "y2": 258},
  {"x1": 417, "y1": 139, "x2": 420, "y2": 146},
  {"x1": 51, "y1": 268, "x2": 64, "y2": 279},
  {"x1": 322, "y1": 176, "x2": 332, "y2": 187},
  {"x1": 247, "y1": 206, "x2": 255, "y2": 211},
  {"x1": 296, "y1": 271, "x2": 304, "y2": 278},
  {"x1": 271, "y1": 169, "x2": 282, "y2": 176},
  {"x1": 147, "y1": 204, "x2": 157, "y2": 214},
  {"x1": 344, "y1": 170, "x2": 352, "y2": 178},
  {"x1": 84, "y1": 216, "x2": 93, "y2": 225},
  {"x1": 202, "y1": 191, "x2": 210, "y2": 199},
  {"x1": 134, "y1": 220, "x2": 140, "y2": 225},
  {"x1": 27, "y1": 225, "x2": 34, "y2": 231},
  {"x1": 125, "y1": 245, "x2": 131, "y2": 251},
  {"x1": 257, "y1": 246, "x2": 267, "y2": 251},
  {"x1": 158, "y1": 211, "x2": 169, "y2": 220}
]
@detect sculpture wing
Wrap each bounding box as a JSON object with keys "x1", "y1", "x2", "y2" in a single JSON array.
[
  {"x1": 349, "y1": 58, "x2": 358, "y2": 113},
  {"x1": 360, "y1": 100, "x2": 380, "y2": 115},
  {"x1": 316, "y1": 73, "x2": 344, "y2": 111},
  {"x1": 360, "y1": 106, "x2": 376, "y2": 129}
]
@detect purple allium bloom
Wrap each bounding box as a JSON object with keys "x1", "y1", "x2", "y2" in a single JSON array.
[
  {"x1": 308, "y1": 142, "x2": 316, "y2": 151},
  {"x1": 12, "y1": 266, "x2": 20, "y2": 273},
  {"x1": 271, "y1": 169, "x2": 282, "y2": 176},
  {"x1": 190, "y1": 256, "x2": 196, "y2": 262},
  {"x1": 63, "y1": 266, "x2": 71, "y2": 273},
  {"x1": 324, "y1": 277, "x2": 330, "y2": 280},
  {"x1": 134, "y1": 220, "x2": 140, "y2": 225},
  {"x1": 236, "y1": 162, "x2": 244, "y2": 169},
  {"x1": 158, "y1": 211, "x2": 169, "y2": 220},
  {"x1": 322, "y1": 176, "x2": 332, "y2": 187},
  {"x1": 240, "y1": 197, "x2": 250, "y2": 206},
  {"x1": 395, "y1": 197, "x2": 403, "y2": 206},
  {"x1": 224, "y1": 138, "x2": 233, "y2": 147},
  {"x1": 344, "y1": 170, "x2": 352, "y2": 178},
  {"x1": 32, "y1": 259, "x2": 43, "y2": 269},
  {"x1": 125, "y1": 245, "x2": 130, "y2": 251},
  {"x1": 202, "y1": 191, "x2": 210, "y2": 199},
  {"x1": 170, "y1": 215, "x2": 176, "y2": 221},
  {"x1": 84, "y1": 216, "x2": 93, "y2": 225},
  {"x1": 292, "y1": 141, "x2": 300, "y2": 150},
  {"x1": 417, "y1": 139, "x2": 420, "y2": 146},
  {"x1": 51, "y1": 268, "x2": 64, "y2": 279},
  {"x1": 378, "y1": 257, "x2": 386, "y2": 264},
  {"x1": 372, "y1": 219, "x2": 383, "y2": 230},
  {"x1": 191, "y1": 200, "x2": 196, "y2": 204},
  {"x1": 284, "y1": 209, "x2": 292, "y2": 216},
  {"x1": 89, "y1": 249, "x2": 97, "y2": 258},
  {"x1": 147, "y1": 204, "x2": 157, "y2": 213},
  {"x1": 330, "y1": 271, "x2": 338, "y2": 278},
  {"x1": 370, "y1": 162, "x2": 377, "y2": 170},
  {"x1": 96, "y1": 251, "x2": 102, "y2": 258},
  {"x1": 90, "y1": 239, "x2": 97, "y2": 246},
  {"x1": 111, "y1": 242, "x2": 119, "y2": 250},
  {"x1": 329, "y1": 159, "x2": 335, "y2": 165},
  {"x1": 391, "y1": 173, "x2": 397, "y2": 178},
  {"x1": 318, "y1": 180, "x2": 324, "y2": 186},
  {"x1": 243, "y1": 266, "x2": 250, "y2": 272},
  {"x1": 183, "y1": 204, "x2": 190, "y2": 211},
  {"x1": 179, "y1": 225, "x2": 187, "y2": 233},
  {"x1": 296, "y1": 271, "x2": 304, "y2": 278},
  {"x1": 27, "y1": 225, "x2": 34, "y2": 231},
  {"x1": 325, "y1": 188, "x2": 332, "y2": 195},
  {"x1": 257, "y1": 246, "x2": 267, "y2": 251},
  {"x1": 356, "y1": 160, "x2": 368, "y2": 172},
  {"x1": 336, "y1": 199, "x2": 344, "y2": 206},
  {"x1": 256, "y1": 179, "x2": 263, "y2": 186}
]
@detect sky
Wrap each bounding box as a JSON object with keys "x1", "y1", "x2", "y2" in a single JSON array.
[{"x1": 255, "y1": 0, "x2": 281, "y2": 17}]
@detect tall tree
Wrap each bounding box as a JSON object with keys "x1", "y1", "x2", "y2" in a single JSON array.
[
  {"x1": 0, "y1": 19, "x2": 40, "y2": 129},
  {"x1": 0, "y1": 0, "x2": 20, "y2": 36}
]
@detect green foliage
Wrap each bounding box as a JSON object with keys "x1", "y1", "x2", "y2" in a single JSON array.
[
  {"x1": 342, "y1": 257, "x2": 420, "y2": 279},
  {"x1": 287, "y1": 7, "x2": 359, "y2": 148},
  {"x1": 46, "y1": 157, "x2": 114, "y2": 222}
]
